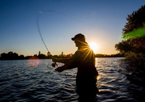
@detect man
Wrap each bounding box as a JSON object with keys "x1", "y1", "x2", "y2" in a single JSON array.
[{"x1": 53, "y1": 33, "x2": 98, "y2": 101}]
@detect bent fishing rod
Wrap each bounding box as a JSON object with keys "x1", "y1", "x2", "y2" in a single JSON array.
[{"x1": 36, "y1": 10, "x2": 58, "y2": 67}]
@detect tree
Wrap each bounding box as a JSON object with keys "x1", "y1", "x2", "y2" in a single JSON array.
[
  {"x1": 19, "y1": 55, "x2": 24, "y2": 59},
  {"x1": 115, "y1": 5, "x2": 145, "y2": 58},
  {"x1": 115, "y1": 41, "x2": 132, "y2": 53},
  {"x1": 1, "y1": 53, "x2": 8, "y2": 60}
]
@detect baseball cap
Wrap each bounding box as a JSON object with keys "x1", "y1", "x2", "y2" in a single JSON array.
[{"x1": 71, "y1": 33, "x2": 85, "y2": 42}]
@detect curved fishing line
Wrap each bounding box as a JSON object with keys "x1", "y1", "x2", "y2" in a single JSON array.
[
  {"x1": 36, "y1": 12, "x2": 50, "y2": 54},
  {"x1": 40, "y1": 10, "x2": 95, "y2": 27}
]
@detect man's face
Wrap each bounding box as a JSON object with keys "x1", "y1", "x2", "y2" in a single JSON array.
[{"x1": 74, "y1": 40, "x2": 81, "y2": 47}]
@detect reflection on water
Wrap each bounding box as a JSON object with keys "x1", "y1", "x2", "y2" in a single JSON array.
[
  {"x1": 0, "y1": 58, "x2": 144, "y2": 102},
  {"x1": 118, "y1": 58, "x2": 145, "y2": 102}
]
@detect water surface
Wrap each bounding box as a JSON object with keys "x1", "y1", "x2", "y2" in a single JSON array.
[{"x1": 0, "y1": 58, "x2": 144, "y2": 102}]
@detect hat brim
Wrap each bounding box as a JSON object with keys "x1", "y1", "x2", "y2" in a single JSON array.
[{"x1": 71, "y1": 38, "x2": 75, "y2": 41}]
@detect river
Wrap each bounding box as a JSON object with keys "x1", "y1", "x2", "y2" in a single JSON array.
[{"x1": 0, "y1": 58, "x2": 144, "y2": 102}]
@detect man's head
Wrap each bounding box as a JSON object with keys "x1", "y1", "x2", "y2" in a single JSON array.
[
  {"x1": 71, "y1": 33, "x2": 86, "y2": 47},
  {"x1": 71, "y1": 33, "x2": 85, "y2": 42}
]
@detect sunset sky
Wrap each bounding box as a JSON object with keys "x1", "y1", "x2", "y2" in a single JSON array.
[{"x1": 0, "y1": 0, "x2": 145, "y2": 56}]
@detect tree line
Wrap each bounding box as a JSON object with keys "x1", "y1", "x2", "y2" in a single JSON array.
[
  {"x1": 0, "y1": 51, "x2": 124, "y2": 60},
  {"x1": 0, "y1": 51, "x2": 52, "y2": 60}
]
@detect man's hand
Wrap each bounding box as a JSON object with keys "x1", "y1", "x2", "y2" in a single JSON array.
[
  {"x1": 55, "y1": 66, "x2": 65, "y2": 72},
  {"x1": 51, "y1": 62, "x2": 58, "y2": 67}
]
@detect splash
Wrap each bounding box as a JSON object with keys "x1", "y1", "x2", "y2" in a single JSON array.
[{"x1": 28, "y1": 56, "x2": 40, "y2": 67}]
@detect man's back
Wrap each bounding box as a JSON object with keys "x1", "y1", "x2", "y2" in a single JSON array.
[{"x1": 70, "y1": 44, "x2": 98, "y2": 78}]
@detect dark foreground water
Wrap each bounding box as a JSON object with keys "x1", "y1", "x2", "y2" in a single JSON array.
[{"x1": 0, "y1": 58, "x2": 145, "y2": 102}]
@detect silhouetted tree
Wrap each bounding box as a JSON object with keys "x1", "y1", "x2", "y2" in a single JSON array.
[
  {"x1": 115, "y1": 5, "x2": 145, "y2": 58},
  {"x1": 38, "y1": 53, "x2": 46, "y2": 59},
  {"x1": 0, "y1": 51, "x2": 19, "y2": 60},
  {"x1": 115, "y1": 41, "x2": 133, "y2": 53},
  {"x1": 19, "y1": 55, "x2": 24, "y2": 59},
  {"x1": 1, "y1": 53, "x2": 8, "y2": 60}
]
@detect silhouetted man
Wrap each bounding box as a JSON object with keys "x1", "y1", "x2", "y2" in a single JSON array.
[{"x1": 53, "y1": 33, "x2": 98, "y2": 101}]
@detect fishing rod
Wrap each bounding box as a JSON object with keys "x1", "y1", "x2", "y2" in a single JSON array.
[
  {"x1": 36, "y1": 11, "x2": 50, "y2": 54},
  {"x1": 36, "y1": 10, "x2": 58, "y2": 67}
]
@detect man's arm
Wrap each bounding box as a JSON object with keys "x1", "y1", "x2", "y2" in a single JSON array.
[
  {"x1": 55, "y1": 51, "x2": 80, "y2": 72},
  {"x1": 52, "y1": 57, "x2": 70, "y2": 64},
  {"x1": 55, "y1": 65, "x2": 67, "y2": 72}
]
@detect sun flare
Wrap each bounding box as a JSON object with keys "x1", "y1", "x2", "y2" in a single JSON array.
[{"x1": 89, "y1": 42, "x2": 99, "y2": 53}]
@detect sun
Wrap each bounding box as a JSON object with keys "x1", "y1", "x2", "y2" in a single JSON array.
[{"x1": 89, "y1": 42, "x2": 99, "y2": 53}]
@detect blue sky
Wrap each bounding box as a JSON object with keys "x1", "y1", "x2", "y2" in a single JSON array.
[{"x1": 0, "y1": 0, "x2": 145, "y2": 56}]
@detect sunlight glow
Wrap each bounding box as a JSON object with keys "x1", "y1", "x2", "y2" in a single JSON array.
[{"x1": 89, "y1": 42, "x2": 99, "y2": 53}]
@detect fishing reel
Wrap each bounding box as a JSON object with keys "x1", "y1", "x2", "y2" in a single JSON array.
[
  {"x1": 51, "y1": 62, "x2": 58, "y2": 67},
  {"x1": 51, "y1": 57, "x2": 59, "y2": 67}
]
